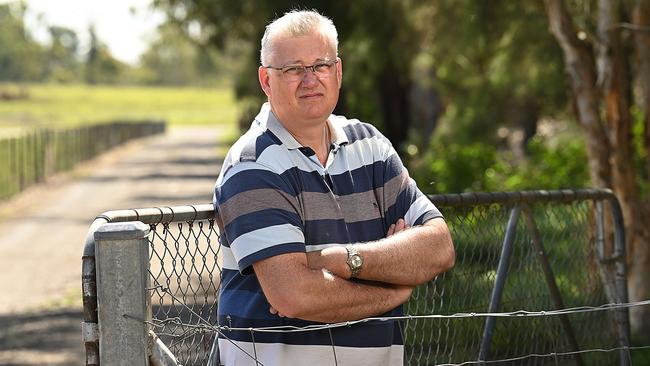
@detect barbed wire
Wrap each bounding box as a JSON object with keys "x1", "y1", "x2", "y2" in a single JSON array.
[
  {"x1": 435, "y1": 345, "x2": 650, "y2": 366},
  {"x1": 143, "y1": 284, "x2": 650, "y2": 365},
  {"x1": 148, "y1": 285, "x2": 650, "y2": 334}
]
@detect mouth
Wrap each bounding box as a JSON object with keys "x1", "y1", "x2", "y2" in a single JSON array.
[{"x1": 299, "y1": 93, "x2": 323, "y2": 99}]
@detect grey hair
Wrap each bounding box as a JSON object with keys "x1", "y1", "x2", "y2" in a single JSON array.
[{"x1": 260, "y1": 10, "x2": 338, "y2": 66}]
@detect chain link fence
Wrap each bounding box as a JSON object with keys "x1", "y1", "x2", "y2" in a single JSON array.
[{"x1": 83, "y1": 189, "x2": 634, "y2": 365}]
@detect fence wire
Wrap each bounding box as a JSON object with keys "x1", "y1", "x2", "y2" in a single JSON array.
[
  {"x1": 134, "y1": 192, "x2": 640, "y2": 365},
  {"x1": 148, "y1": 220, "x2": 221, "y2": 365}
]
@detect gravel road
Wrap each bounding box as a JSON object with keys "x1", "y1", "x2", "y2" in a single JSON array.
[{"x1": 0, "y1": 126, "x2": 223, "y2": 365}]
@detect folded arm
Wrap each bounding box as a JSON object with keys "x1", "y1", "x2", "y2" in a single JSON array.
[
  {"x1": 308, "y1": 217, "x2": 455, "y2": 286},
  {"x1": 253, "y1": 253, "x2": 413, "y2": 323}
]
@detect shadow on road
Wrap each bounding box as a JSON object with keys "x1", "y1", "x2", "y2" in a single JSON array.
[{"x1": 0, "y1": 308, "x2": 84, "y2": 366}]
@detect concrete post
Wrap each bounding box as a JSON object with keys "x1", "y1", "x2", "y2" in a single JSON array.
[{"x1": 95, "y1": 221, "x2": 151, "y2": 366}]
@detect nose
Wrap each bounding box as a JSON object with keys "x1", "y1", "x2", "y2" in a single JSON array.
[
  {"x1": 302, "y1": 66, "x2": 318, "y2": 83},
  {"x1": 301, "y1": 68, "x2": 319, "y2": 86}
]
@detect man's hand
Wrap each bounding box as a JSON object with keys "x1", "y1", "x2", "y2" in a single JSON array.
[
  {"x1": 304, "y1": 217, "x2": 454, "y2": 286},
  {"x1": 270, "y1": 219, "x2": 412, "y2": 318},
  {"x1": 386, "y1": 218, "x2": 409, "y2": 237},
  {"x1": 305, "y1": 219, "x2": 410, "y2": 278},
  {"x1": 269, "y1": 283, "x2": 414, "y2": 319}
]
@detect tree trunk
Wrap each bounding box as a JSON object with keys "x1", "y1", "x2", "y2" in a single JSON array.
[
  {"x1": 377, "y1": 63, "x2": 411, "y2": 152},
  {"x1": 634, "y1": 0, "x2": 650, "y2": 180},
  {"x1": 545, "y1": 0, "x2": 650, "y2": 340},
  {"x1": 544, "y1": 0, "x2": 611, "y2": 188},
  {"x1": 631, "y1": 0, "x2": 650, "y2": 341}
]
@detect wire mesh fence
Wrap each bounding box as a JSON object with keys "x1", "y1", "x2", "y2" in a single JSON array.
[{"x1": 84, "y1": 189, "x2": 640, "y2": 365}]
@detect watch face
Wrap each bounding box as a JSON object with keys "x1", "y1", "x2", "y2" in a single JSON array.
[{"x1": 351, "y1": 255, "x2": 362, "y2": 268}]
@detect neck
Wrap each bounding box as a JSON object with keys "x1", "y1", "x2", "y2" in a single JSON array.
[{"x1": 284, "y1": 120, "x2": 331, "y2": 165}]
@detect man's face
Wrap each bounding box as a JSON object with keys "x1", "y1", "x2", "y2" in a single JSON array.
[{"x1": 259, "y1": 32, "x2": 342, "y2": 128}]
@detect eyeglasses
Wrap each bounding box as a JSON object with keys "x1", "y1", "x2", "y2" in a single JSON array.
[{"x1": 264, "y1": 59, "x2": 338, "y2": 82}]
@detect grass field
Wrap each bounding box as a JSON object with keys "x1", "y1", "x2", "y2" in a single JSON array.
[{"x1": 0, "y1": 83, "x2": 239, "y2": 134}]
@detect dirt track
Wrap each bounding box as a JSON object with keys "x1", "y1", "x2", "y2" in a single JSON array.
[{"x1": 0, "y1": 126, "x2": 223, "y2": 365}]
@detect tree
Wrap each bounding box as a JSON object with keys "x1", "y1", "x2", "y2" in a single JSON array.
[
  {"x1": 152, "y1": 0, "x2": 423, "y2": 151},
  {"x1": 414, "y1": 2, "x2": 567, "y2": 149},
  {"x1": 138, "y1": 21, "x2": 229, "y2": 86},
  {"x1": 544, "y1": 0, "x2": 650, "y2": 340},
  {"x1": 47, "y1": 26, "x2": 80, "y2": 82},
  {"x1": 85, "y1": 25, "x2": 126, "y2": 84},
  {"x1": 0, "y1": 2, "x2": 45, "y2": 81}
]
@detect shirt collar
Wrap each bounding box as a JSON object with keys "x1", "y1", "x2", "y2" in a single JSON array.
[{"x1": 255, "y1": 102, "x2": 350, "y2": 151}]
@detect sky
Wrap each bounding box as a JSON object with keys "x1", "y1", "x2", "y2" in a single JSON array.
[{"x1": 5, "y1": 0, "x2": 167, "y2": 65}]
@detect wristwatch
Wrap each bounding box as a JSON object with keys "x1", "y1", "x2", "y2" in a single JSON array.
[{"x1": 346, "y1": 245, "x2": 363, "y2": 278}]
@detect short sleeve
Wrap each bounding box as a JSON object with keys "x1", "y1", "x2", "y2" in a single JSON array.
[
  {"x1": 381, "y1": 146, "x2": 443, "y2": 227},
  {"x1": 214, "y1": 162, "x2": 305, "y2": 274}
]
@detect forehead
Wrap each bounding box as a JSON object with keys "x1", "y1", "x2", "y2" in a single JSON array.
[{"x1": 270, "y1": 33, "x2": 336, "y2": 65}]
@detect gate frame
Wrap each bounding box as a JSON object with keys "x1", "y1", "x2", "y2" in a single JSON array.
[{"x1": 81, "y1": 189, "x2": 630, "y2": 365}]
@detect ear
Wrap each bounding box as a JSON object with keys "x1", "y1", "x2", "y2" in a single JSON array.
[
  {"x1": 259, "y1": 66, "x2": 272, "y2": 97},
  {"x1": 336, "y1": 57, "x2": 343, "y2": 89}
]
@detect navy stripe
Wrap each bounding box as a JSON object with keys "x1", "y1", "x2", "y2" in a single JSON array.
[
  {"x1": 345, "y1": 218, "x2": 387, "y2": 242},
  {"x1": 221, "y1": 153, "x2": 396, "y2": 201},
  {"x1": 223, "y1": 209, "x2": 303, "y2": 245},
  {"x1": 326, "y1": 157, "x2": 398, "y2": 196},
  {"x1": 284, "y1": 168, "x2": 330, "y2": 193},
  {"x1": 328, "y1": 161, "x2": 379, "y2": 195},
  {"x1": 383, "y1": 153, "x2": 404, "y2": 182},
  {"x1": 415, "y1": 210, "x2": 443, "y2": 226},
  {"x1": 238, "y1": 242, "x2": 305, "y2": 274},
  {"x1": 303, "y1": 219, "x2": 351, "y2": 245},
  {"x1": 218, "y1": 307, "x2": 404, "y2": 346},
  {"x1": 302, "y1": 217, "x2": 386, "y2": 245},
  {"x1": 220, "y1": 269, "x2": 263, "y2": 292}
]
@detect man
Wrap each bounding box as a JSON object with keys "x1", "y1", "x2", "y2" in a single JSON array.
[{"x1": 211, "y1": 10, "x2": 454, "y2": 366}]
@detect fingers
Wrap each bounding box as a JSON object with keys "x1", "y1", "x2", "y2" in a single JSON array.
[
  {"x1": 387, "y1": 224, "x2": 395, "y2": 236},
  {"x1": 395, "y1": 218, "x2": 406, "y2": 232},
  {"x1": 269, "y1": 306, "x2": 286, "y2": 317},
  {"x1": 387, "y1": 218, "x2": 409, "y2": 237}
]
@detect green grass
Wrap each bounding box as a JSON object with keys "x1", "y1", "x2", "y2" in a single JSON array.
[{"x1": 0, "y1": 83, "x2": 239, "y2": 134}]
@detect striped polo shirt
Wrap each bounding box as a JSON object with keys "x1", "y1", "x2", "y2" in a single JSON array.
[{"x1": 213, "y1": 103, "x2": 442, "y2": 365}]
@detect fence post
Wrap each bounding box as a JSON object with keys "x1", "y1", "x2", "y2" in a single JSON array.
[
  {"x1": 94, "y1": 221, "x2": 151, "y2": 366},
  {"x1": 478, "y1": 205, "x2": 521, "y2": 362}
]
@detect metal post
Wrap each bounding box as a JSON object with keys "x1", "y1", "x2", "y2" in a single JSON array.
[
  {"x1": 608, "y1": 198, "x2": 631, "y2": 366},
  {"x1": 95, "y1": 221, "x2": 151, "y2": 366},
  {"x1": 521, "y1": 206, "x2": 584, "y2": 366},
  {"x1": 478, "y1": 206, "x2": 521, "y2": 362}
]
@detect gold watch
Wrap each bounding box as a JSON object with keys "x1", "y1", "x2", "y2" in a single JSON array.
[{"x1": 346, "y1": 245, "x2": 363, "y2": 278}]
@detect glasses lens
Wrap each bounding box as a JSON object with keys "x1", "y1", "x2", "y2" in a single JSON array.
[
  {"x1": 313, "y1": 62, "x2": 333, "y2": 76},
  {"x1": 282, "y1": 66, "x2": 305, "y2": 81},
  {"x1": 279, "y1": 60, "x2": 336, "y2": 81}
]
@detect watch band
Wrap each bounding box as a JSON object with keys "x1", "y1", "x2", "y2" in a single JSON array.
[{"x1": 346, "y1": 245, "x2": 363, "y2": 278}]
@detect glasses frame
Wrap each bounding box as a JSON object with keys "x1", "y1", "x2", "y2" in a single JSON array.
[{"x1": 263, "y1": 59, "x2": 339, "y2": 80}]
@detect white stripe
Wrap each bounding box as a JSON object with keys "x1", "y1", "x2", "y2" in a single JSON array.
[
  {"x1": 220, "y1": 121, "x2": 395, "y2": 185},
  {"x1": 404, "y1": 193, "x2": 436, "y2": 226},
  {"x1": 327, "y1": 136, "x2": 394, "y2": 176},
  {"x1": 256, "y1": 144, "x2": 320, "y2": 174},
  {"x1": 221, "y1": 246, "x2": 239, "y2": 271},
  {"x1": 224, "y1": 244, "x2": 341, "y2": 269},
  {"x1": 218, "y1": 339, "x2": 403, "y2": 366},
  {"x1": 230, "y1": 224, "x2": 305, "y2": 262}
]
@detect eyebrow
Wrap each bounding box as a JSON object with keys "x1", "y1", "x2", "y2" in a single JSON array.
[{"x1": 281, "y1": 57, "x2": 331, "y2": 66}]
